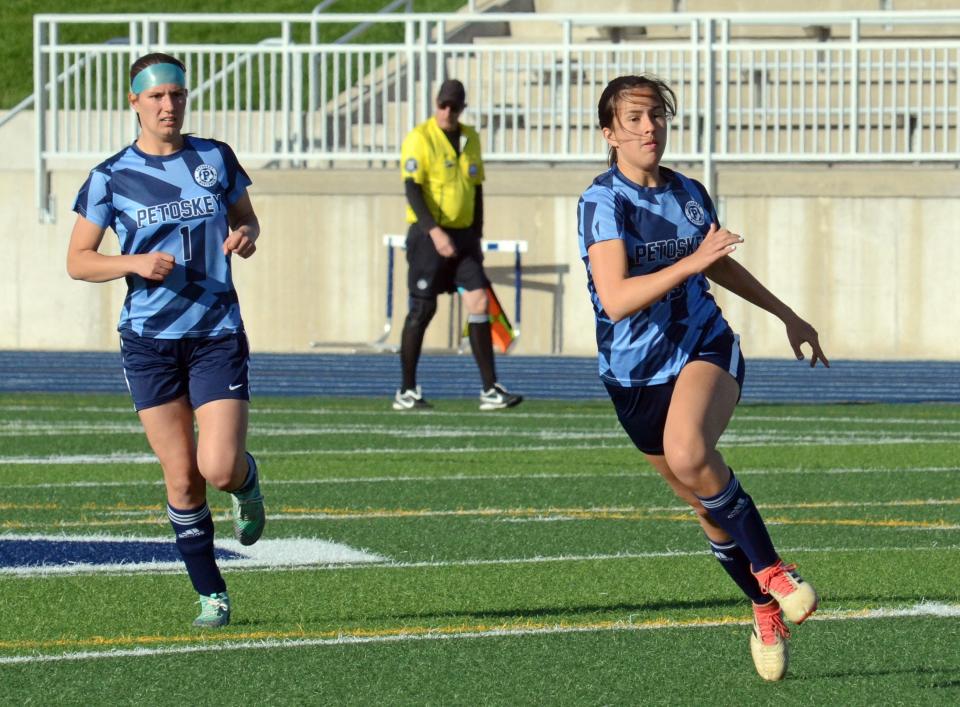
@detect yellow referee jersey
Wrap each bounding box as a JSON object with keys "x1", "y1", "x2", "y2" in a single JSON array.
[{"x1": 400, "y1": 116, "x2": 484, "y2": 228}]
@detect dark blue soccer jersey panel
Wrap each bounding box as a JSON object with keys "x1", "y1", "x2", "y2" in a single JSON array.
[
  {"x1": 578, "y1": 165, "x2": 731, "y2": 386},
  {"x1": 73, "y1": 136, "x2": 252, "y2": 339}
]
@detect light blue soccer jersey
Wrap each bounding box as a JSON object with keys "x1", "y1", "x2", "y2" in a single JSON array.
[
  {"x1": 577, "y1": 165, "x2": 730, "y2": 386},
  {"x1": 73, "y1": 136, "x2": 252, "y2": 338}
]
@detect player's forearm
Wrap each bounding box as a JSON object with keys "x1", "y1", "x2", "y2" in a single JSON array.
[
  {"x1": 706, "y1": 257, "x2": 794, "y2": 322},
  {"x1": 598, "y1": 260, "x2": 697, "y2": 321},
  {"x1": 228, "y1": 195, "x2": 260, "y2": 242},
  {"x1": 67, "y1": 250, "x2": 141, "y2": 283}
]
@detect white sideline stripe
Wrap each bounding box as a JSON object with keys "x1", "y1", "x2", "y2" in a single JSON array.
[
  {"x1": 248, "y1": 410, "x2": 960, "y2": 426},
  {"x1": 259, "y1": 410, "x2": 960, "y2": 426},
  {"x1": 6, "y1": 434, "x2": 957, "y2": 447},
  {"x1": 2, "y1": 466, "x2": 959, "y2": 488},
  {"x1": 3, "y1": 419, "x2": 960, "y2": 443},
  {"x1": 71, "y1": 500, "x2": 955, "y2": 525},
  {"x1": 3, "y1": 434, "x2": 960, "y2": 466},
  {"x1": 1, "y1": 602, "x2": 957, "y2": 665},
  {"x1": 3, "y1": 403, "x2": 959, "y2": 427},
  {"x1": 266, "y1": 510, "x2": 960, "y2": 528},
  {"x1": 336, "y1": 545, "x2": 960, "y2": 571},
  {"x1": 5, "y1": 544, "x2": 958, "y2": 578}
]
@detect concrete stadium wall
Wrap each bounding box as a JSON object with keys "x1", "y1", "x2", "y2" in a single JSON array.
[{"x1": 2, "y1": 161, "x2": 958, "y2": 360}]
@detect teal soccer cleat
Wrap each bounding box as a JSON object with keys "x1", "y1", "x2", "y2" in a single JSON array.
[
  {"x1": 193, "y1": 591, "x2": 230, "y2": 628},
  {"x1": 231, "y1": 454, "x2": 265, "y2": 546}
]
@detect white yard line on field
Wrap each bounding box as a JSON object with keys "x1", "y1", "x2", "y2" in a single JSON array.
[
  {"x1": 4, "y1": 402, "x2": 958, "y2": 426},
  {"x1": 2, "y1": 417, "x2": 960, "y2": 442},
  {"x1": 0, "y1": 601, "x2": 957, "y2": 665},
  {"x1": 1, "y1": 467, "x2": 959, "y2": 489},
  {"x1": 3, "y1": 543, "x2": 957, "y2": 578},
  {"x1": 161, "y1": 500, "x2": 960, "y2": 523}
]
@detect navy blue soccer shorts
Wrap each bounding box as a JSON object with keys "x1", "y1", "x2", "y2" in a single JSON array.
[
  {"x1": 405, "y1": 223, "x2": 487, "y2": 298},
  {"x1": 604, "y1": 327, "x2": 746, "y2": 456},
  {"x1": 119, "y1": 330, "x2": 251, "y2": 412}
]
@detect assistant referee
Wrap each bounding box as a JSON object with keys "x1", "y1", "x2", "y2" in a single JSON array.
[{"x1": 393, "y1": 79, "x2": 522, "y2": 411}]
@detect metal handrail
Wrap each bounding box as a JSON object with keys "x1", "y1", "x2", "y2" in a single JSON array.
[
  {"x1": 1, "y1": 37, "x2": 127, "y2": 131},
  {"x1": 31, "y1": 10, "x2": 960, "y2": 223}
]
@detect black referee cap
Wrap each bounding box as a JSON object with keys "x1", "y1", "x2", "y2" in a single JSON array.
[{"x1": 436, "y1": 79, "x2": 466, "y2": 109}]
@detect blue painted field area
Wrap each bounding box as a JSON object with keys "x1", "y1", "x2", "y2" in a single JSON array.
[
  {"x1": 0, "y1": 351, "x2": 957, "y2": 403},
  {"x1": 0, "y1": 538, "x2": 244, "y2": 568}
]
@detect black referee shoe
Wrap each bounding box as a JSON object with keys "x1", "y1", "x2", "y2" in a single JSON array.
[
  {"x1": 479, "y1": 383, "x2": 523, "y2": 411},
  {"x1": 393, "y1": 386, "x2": 431, "y2": 411}
]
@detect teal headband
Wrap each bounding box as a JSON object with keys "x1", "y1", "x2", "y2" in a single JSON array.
[{"x1": 130, "y1": 63, "x2": 186, "y2": 94}]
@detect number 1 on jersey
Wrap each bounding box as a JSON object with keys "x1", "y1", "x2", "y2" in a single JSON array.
[{"x1": 179, "y1": 225, "x2": 192, "y2": 262}]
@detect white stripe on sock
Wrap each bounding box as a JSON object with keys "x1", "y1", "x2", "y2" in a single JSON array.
[
  {"x1": 166, "y1": 504, "x2": 211, "y2": 526},
  {"x1": 699, "y1": 476, "x2": 741, "y2": 510}
]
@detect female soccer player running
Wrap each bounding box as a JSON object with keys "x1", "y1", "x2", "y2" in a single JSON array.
[
  {"x1": 577, "y1": 75, "x2": 829, "y2": 680},
  {"x1": 67, "y1": 53, "x2": 265, "y2": 628}
]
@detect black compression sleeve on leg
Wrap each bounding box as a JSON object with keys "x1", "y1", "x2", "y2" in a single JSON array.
[
  {"x1": 400, "y1": 297, "x2": 436, "y2": 391},
  {"x1": 468, "y1": 318, "x2": 496, "y2": 391}
]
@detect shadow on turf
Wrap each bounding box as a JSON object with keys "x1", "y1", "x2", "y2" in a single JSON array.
[
  {"x1": 792, "y1": 666, "x2": 960, "y2": 687},
  {"x1": 354, "y1": 596, "x2": 748, "y2": 624}
]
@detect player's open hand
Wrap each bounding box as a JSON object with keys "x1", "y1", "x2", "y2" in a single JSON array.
[
  {"x1": 689, "y1": 223, "x2": 743, "y2": 273},
  {"x1": 223, "y1": 225, "x2": 257, "y2": 258},
  {"x1": 135, "y1": 252, "x2": 175, "y2": 281},
  {"x1": 429, "y1": 226, "x2": 456, "y2": 258},
  {"x1": 784, "y1": 313, "x2": 830, "y2": 368}
]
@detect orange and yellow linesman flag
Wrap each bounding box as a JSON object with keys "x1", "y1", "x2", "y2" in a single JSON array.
[{"x1": 462, "y1": 285, "x2": 517, "y2": 353}]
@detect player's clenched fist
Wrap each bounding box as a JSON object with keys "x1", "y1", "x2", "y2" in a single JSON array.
[
  {"x1": 135, "y1": 252, "x2": 175, "y2": 281},
  {"x1": 223, "y1": 225, "x2": 258, "y2": 258}
]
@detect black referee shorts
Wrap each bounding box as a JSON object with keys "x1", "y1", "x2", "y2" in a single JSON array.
[{"x1": 405, "y1": 223, "x2": 487, "y2": 298}]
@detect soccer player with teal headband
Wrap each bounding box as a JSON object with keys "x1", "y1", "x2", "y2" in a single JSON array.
[{"x1": 67, "y1": 53, "x2": 265, "y2": 628}]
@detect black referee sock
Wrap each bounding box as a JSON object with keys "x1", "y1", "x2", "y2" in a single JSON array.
[
  {"x1": 468, "y1": 317, "x2": 496, "y2": 391},
  {"x1": 399, "y1": 321, "x2": 426, "y2": 392}
]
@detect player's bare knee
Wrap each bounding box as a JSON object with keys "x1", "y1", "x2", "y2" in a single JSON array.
[
  {"x1": 662, "y1": 436, "x2": 709, "y2": 482},
  {"x1": 204, "y1": 469, "x2": 234, "y2": 492},
  {"x1": 199, "y1": 454, "x2": 244, "y2": 492},
  {"x1": 464, "y1": 289, "x2": 488, "y2": 315}
]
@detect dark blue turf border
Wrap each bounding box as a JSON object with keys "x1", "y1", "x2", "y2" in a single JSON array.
[
  {"x1": 0, "y1": 351, "x2": 957, "y2": 403},
  {"x1": 0, "y1": 538, "x2": 244, "y2": 568}
]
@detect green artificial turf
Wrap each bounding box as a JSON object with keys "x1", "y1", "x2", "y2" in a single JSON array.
[{"x1": 0, "y1": 394, "x2": 958, "y2": 704}]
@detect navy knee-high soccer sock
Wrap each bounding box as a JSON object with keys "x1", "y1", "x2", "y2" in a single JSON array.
[
  {"x1": 468, "y1": 316, "x2": 496, "y2": 390},
  {"x1": 708, "y1": 538, "x2": 770, "y2": 605},
  {"x1": 167, "y1": 502, "x2": 226, "y2": 596},
  {"x1": 697, "y1": 471, "x2": 779, "y2": 573},
  {"x1": 233, "y1": 452, "x2": 259, "y2": 499}
]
